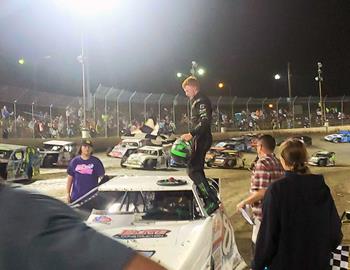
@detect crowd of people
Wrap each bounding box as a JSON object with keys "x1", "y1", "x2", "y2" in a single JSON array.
[{"x1": 1, "y1": 101, "x2": 350, "y2": 139}]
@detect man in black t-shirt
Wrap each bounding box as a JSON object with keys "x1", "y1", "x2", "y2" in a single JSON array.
[{"x1": 0, "y1": 183, "x2": 165, "y2": 270}]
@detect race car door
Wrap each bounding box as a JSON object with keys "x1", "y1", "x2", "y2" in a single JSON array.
[{"x1": 7, "y1": 149, "x2": 25, "y2": 180}]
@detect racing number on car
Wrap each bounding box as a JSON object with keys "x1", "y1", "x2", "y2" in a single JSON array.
[{"x1": 222, "y1": 214, "x2": 233, "y2": 256}]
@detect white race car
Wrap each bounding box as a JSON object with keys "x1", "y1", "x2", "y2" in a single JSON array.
[
  {"x1": 80, "y1": 175, "x2": 246, "y2": 270},
  {"x1": 107, "y1": 138, "x2": 149, "y2": 158},
  {"x1": 324, "y1": 134, "x2": 342, "y2": 142},
  {"x1": 123, "y1": 146, "x2": 169, "y2": 169}
]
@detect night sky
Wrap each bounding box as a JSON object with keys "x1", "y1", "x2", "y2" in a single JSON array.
[{"x1": 0, "y1": 0, "x2": 350, "y2": 98}]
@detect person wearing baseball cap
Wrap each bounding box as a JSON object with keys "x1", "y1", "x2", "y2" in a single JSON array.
[{"x1": 66, "y1": 139, "x2": 105, "y2": 204}]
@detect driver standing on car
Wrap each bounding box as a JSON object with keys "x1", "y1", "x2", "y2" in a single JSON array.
[{"x1": 181, "y1": 76, "x2": 220, "y2": 213}]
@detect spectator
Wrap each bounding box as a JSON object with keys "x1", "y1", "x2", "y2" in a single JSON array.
[
  {"x1": 252, "y1": 139, "x2": 342, "y2": 270},
  {"x1": 66, "y1": 139, "x2": 105, "y2": 204},
  {"x1": 236, "y1": 134, "x2": 284, "y2": 257}
]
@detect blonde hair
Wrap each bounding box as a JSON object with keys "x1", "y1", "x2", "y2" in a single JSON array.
[
  {"x1": 182, "y1": 76, "x2": 200, "y2": 89},
  {"x1": 280, "y1": 138, "x2": 310, "y2": 174}
]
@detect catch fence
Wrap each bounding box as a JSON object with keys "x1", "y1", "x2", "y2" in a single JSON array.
[{"x1": 1, "y1": 84, "x2": 350, "y2": 139}]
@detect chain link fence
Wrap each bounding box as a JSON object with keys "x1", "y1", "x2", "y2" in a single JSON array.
[{"x1": 1, "y1": 84, "x2": 350, "y2": 139}]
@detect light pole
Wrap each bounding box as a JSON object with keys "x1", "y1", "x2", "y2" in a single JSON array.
[
  {"x1": 316, "y1": 62, "x2": 324, "y2": 125},
  {"x1": 54, "y1": 0, "x2": 120, "y2": 137},
  {"x1": 13, "y1": 100, "x2": 17, "y2": 137}
]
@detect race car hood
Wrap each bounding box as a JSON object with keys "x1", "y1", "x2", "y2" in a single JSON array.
[
  {"x1": 39, "y1": 150, "x2": 60, "y2": 154},
  {"x1": 88, "y1": 213, "x2": 212, "y2": 270},
  {"x1": 309, "y1": 156, "x2": 320, "y2": 162},
  {"x1": 128, "y1": 153, "x2": 154, "y2": 161}
]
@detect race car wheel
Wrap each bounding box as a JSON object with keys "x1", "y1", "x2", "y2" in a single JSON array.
[
  {"x1": 106, "y1": 147, "x2": 113, "y2": 156},
  {"x1": 319, "y1": 159, "x2": 327, "y2": 166},
  {"x1": 210, "y1": 256, "x2": 215, "y2": 270},
  {"x1": 43, "y1": 155, "x2": 55, "y2": 168},
  {"x1": 333, "y1": 138, "x2": 340, "y2": 143},
  {"x1": 206, "y1": 160, "x2": 213, "y2": 167},
  {"x1": 145, "y1": 159, "x2": 156, "y2": 170},
  {"x1": 120, "y1": 156, "x2": 127, "y2": 168},
  {"x1": 228, "y1": 159, "x2": 237, "y2": 168}
]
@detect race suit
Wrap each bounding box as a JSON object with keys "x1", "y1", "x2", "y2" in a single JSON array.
[{"x1": 188, "y1": 92, "x2": 219, "y2": 212}]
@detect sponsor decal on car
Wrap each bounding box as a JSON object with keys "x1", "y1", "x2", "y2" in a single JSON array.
[
  {"x1": 93, "y1": 215, "x2": 112, "y2": 225},
  {"x1": 114, "y1": 229, "x2": 171, "y2": 239}
]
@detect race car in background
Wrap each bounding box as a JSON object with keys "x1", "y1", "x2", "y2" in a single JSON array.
[
  {"x1": 72, "y1": 175, "x2": 245, "y2": 270},
  {"x1": 308, "y1": 151, "x2": 336, "y2": 166},
  {"x1": 0, "y1": 144, "x2": 41, "y2": 181},
  {"x1": 39, "y1": 140, "x2": 77, "y2": 168},
  {"x1": 206, "y1": 149, "x2": 246, "y2": 169},
  {"x1": 107, "y1": 134, "x2": 176, "y2": 158},
  {"x1": 324, "y1": 131, "x2": 350, "y2": 143},
  {"x1": 213, "y1": 138, "x2": 253, "y2": 153},
  {"x1": 107, "y1": 138, "x2": 149, "y2": 158},
  {"x1": 123, "y1": 146, "x2": 169, "y2": 170}
]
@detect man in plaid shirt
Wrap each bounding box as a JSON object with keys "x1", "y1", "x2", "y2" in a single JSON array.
[{"x1": 237, "y1": 134, "x2": 284, "y2": 254}]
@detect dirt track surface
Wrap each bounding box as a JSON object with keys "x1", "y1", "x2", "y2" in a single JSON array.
[{"x1": 26, "y1": 133, "x2": 350, "y2": 266}]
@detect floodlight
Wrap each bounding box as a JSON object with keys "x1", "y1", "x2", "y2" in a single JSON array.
[
  {"x1": 274, "y1": 74, "x2": 281, "y2": 80},
  {"x1": 55, "y1": 0, "x2": 119, "y2": 17},
  {"x1": 197, "y1": 68, "x2": 205, "y2": 76}
]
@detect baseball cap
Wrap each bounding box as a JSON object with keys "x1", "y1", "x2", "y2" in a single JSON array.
[{"x1": 81, "y1": 139, "x2": 93, "y2": 147}]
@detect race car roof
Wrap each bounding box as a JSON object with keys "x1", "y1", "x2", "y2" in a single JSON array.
[
  {"x1": 99, "y1": 175, "x2": 193, "y2": 192},
  {"x1": 314, "y1": 151, "x2": 334, "y2": 155},
  {"x1": 121, "y1": 138, "x2": 146, "y2": 143},
  {"x1": 0, "y1": 143, "x2": 26, "y2": 151},
  {"x1": 139, "y1": 146, "x2": 164, "y2": 151},
  {"x1": 43, "y1": 140, "x2": 75, "y2": 146}
]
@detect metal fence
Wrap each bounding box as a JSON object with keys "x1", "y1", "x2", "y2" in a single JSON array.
[{"x1": 1, "y1": 84, "x2": 350, "y2": 139}]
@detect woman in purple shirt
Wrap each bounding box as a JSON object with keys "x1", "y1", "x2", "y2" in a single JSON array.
[{"x1": 66, "y1": 139, "x2": 105, "y2": 203}]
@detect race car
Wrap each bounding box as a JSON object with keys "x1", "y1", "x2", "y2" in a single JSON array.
[
  {"x1": 39, "y1": 140, "x2": 77, "y2": 168},
  {"x1": 107, "y1": 138, "x2": 149, "y2": 158},
  {"x1": 72, "y1": 175, "x2": 246, "y2": 270},
  {"x1": 308, "y1": 151, "x2": 336, "y2": 166},
  {"x1": 213, "y1": 139, "x2": 252, "y2": 153},
  {"x1": 0, "y1": 144, "x2": 41, "y2": 181},
  {"x1": 123, "y1": 146, "x2": 169, "y2": 170},
  {"x1": 206, "y1": 149, "x2": 246, "y2": 169},
  {"x1": 324, "y1": 131, "x2": 350, "y2": 143}
]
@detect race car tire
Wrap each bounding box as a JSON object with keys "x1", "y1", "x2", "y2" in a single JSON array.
[
  {"x1": 43, "y1": 155, "x2": 55, "y2": 168},
  {"x1": 228, "y1": 159, "x2": 237, "y2": 168},
  {"x1": 210, "y1": 256, "x2": 215, "y2": 270},
  {"x1": 145, "y1": 159, "x2": 156, "y2": 170},
  {"x1": 120, "y1": 156, "x2": 127, "y2": 168},
  {"x1": 333, "y1": 138, "x2": 340, "y2": 143},
  {"x1": 106, "y1": 147, "x2": 113, "y2": 156},
  {"x1": 319, "y1": 159, "x2": 327, "y2": 166},
  {"x1": 206, "y1": 160, "x2": 213, "y2": 167}
]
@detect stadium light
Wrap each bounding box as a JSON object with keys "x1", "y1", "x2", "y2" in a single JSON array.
[
  {"x1": 176, "y1": 72, "x2": 183, "y2": 78},
  {"x1": 217, "y1": 81, "x2": 232, "y2": 96},
  {"x1": 18, "y1": 58, "x2": 25, "y2": 65},
  {"x1": 274, "y1": 74, "x2": 281, "y2": 80},
  {"x1": 54, "y1": 0, "x2": 119, "y2": 18},
  {"x1": 197, "y1": 68, "x2": 205, "y2": 76}
]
